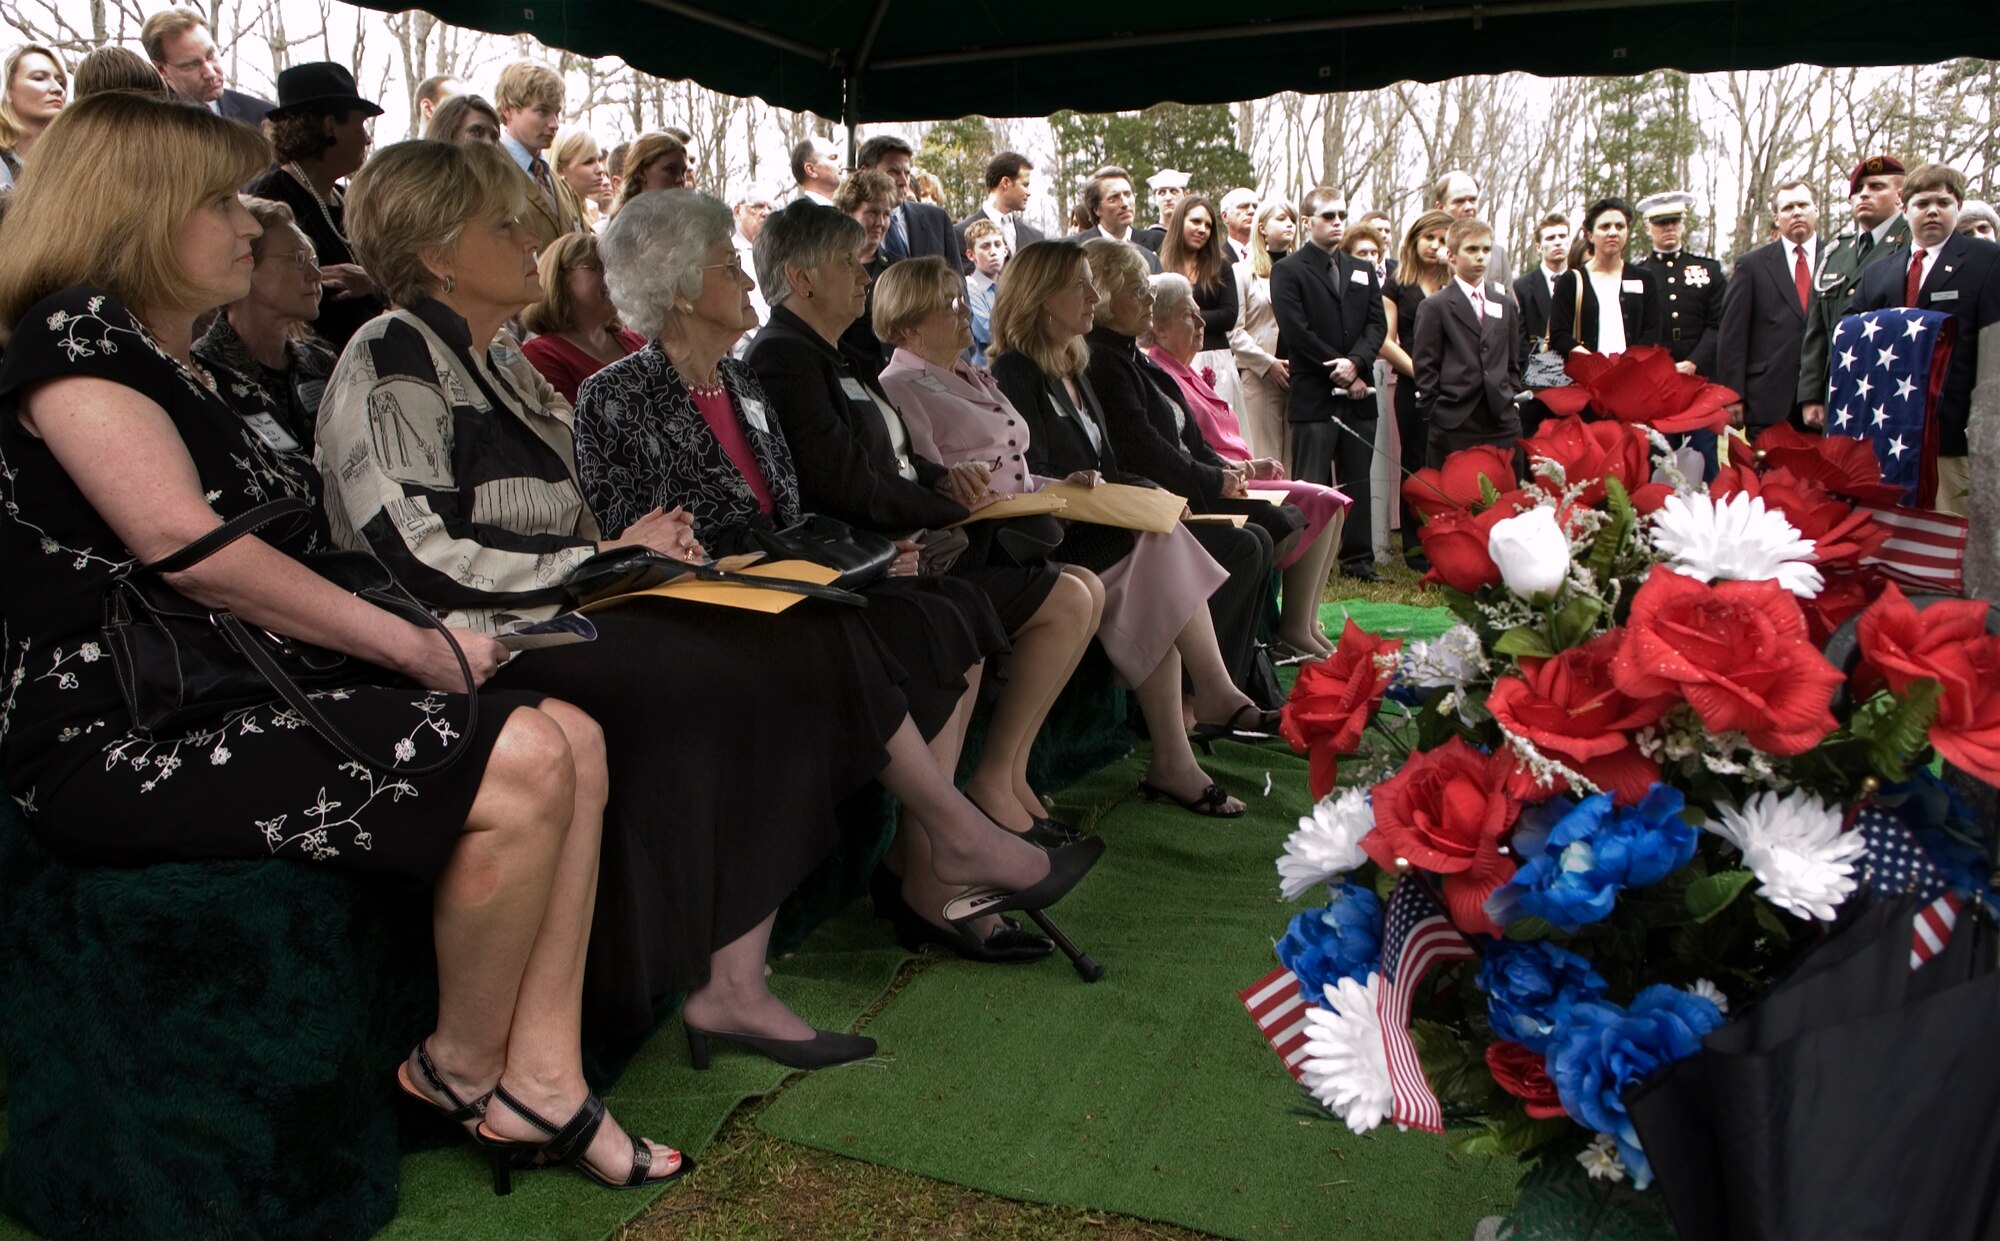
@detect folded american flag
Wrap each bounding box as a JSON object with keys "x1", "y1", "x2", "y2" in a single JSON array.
[
  {"x1": 1378, "y1": 876, "x2": 1479, "y2": 1133},
  {"x1": 1238, "y1": 966, "x2": 1313, "y2": 1082},
  {"x1": 1855, "y1": 801, "x2": 1964, "y2": 971},
  {"x1": 1825, "y1": 308, "x2": 1956, "y2": 507},
  {"x1": 1858, "y1": 505, "x2": 1968, "y2": 595}
]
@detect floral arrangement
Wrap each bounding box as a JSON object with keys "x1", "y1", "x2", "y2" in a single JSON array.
[{"x1": 1267, "y1": 345, "x2": 1998, "y2": 1191}]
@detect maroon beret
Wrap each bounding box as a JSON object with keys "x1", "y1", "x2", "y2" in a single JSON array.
[{"x1": 1849, "y1": 154, "x2": 1906, "y2": 195}]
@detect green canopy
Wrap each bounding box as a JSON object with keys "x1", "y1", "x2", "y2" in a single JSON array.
[{"x1": 355, "y1": 0, "x2": 1999, "y2": 121}]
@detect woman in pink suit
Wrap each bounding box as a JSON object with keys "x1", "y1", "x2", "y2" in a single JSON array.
[
  {"x1": 1144, "y1": 272, "x2": 1349, "y2": 659},
  {"x1": 875, "y1": 256, "x2": 1253, "y2": 818}
]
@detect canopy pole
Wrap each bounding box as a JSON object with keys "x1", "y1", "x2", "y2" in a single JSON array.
[
  {"x1": 844, "y1": 74, "x2": 859, "y2": 166},
  {"x1": 844, "y1": 0, "x2": 894, "y2": 153}
]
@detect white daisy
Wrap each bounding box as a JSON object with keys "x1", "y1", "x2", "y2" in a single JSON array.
[
  {"x1": 1648, "y1": 491, "x2": 1823, "y2": 598},
  {"x1": 1298, "y1": 973, "x2": 1394, "y2": 1134},
  {"x1": 1707, "y1": 791, "x2": 1864, "y2": 921},
  {"x1": 1402, "y1": 624, "x2": 1485, "y2": 692},
  {"x1": 1688, "y1": 978, "x2": 1729, "y2": 1015},
  {"x1": 1578, "y1": 1133, "x2": 1628, "y2": 1183},
  {"x1": 1277, "y1": 787, "x2": 1374, "y2": 900}
]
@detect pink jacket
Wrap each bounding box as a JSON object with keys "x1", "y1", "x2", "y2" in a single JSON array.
[{"x1": 879, "y1": 347, "x2": 1058, "y2": 495}]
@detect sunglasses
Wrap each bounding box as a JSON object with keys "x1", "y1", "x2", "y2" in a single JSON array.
[{"x1": 1317, "y1": 210, "x2": 1347, "y2": 221}]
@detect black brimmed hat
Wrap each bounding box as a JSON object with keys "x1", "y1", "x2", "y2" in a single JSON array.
[{"x1": 267, "y1": 62, "x2": 384, "y2": 119}]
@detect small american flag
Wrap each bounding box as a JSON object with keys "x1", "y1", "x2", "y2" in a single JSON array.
[
  {"x1": 1855, "y1": 802, "x2": 1963, "y2": 971},
  {"x1": 1377, "y1": 876, "x2": 1478, "y2": 1133},
  {"x1": 1824, "y1": 308, "x2": 1956, "y2": 507},
  {"x1": 1859, "y1": 505, "x2": 1968, "y2": 594},
  {"x1": 1238, "y1": 966, "x2": 1313, "y2": 1082}
]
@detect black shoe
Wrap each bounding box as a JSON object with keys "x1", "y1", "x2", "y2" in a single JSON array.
[
  {"x1": 683, "y1": 1023, "x2": 877, "y2": 1071},
  {"x1": 1190, "y1": 702, "x2": 1284, "y2": 754},
  {"x1": 1023, "y1": 816, "x2": 1087, "y2": 849},
  {"x1": 1403, "y1": 553, "x2": 1431, "y2": 574},
  {"x1": 874, "y1": 862, "x2": 1055, "y2": 963},
  {"x1": 940, "y1": 835, "x2": 1106, "y2": 925},
  {"x1": 477, "y1": 1085, "x2": 692, "y2": 1195},
  {"x1": 1340, "y1": 562, "x2": 1383, "y2": 583},
  {"x1": 1137, "y1": 778, "x2": 1248, "y2": 818}
]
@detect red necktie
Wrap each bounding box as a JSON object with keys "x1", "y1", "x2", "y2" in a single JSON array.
[
  {"x1": 1905, "y1": 248, "x2": 1927, "y2": 307},
  {"x1": 1793, "y1": 244, "x2": 1810, "y2": 311}
]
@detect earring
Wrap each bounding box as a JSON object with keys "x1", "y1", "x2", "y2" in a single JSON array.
[{"x1": 442, "y1": 274, "x2": 456, "y2": 293}]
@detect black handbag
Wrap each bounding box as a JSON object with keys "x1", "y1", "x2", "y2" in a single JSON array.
[
  {"x1": 749, "y1": 515, "x2": 897, "y2": 590},
  {"x1": 101, "y1": 498, "x2": 477, "y2": 776},
  {"x1": 559, "y1": 545, "x2": 869, "y2": 608}
]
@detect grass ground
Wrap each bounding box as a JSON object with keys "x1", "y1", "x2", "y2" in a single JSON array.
[{"x1": 619, "y1": 551, "x2": 1438, "y2": 1241}]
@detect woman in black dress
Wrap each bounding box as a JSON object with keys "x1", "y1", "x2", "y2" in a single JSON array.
[
  {"x1": 0, "y1": 94, "x2": 678, "y2": 1195},
  {"x1": 324, "y1": 145, "x2": 1098, "y2": 1021},
  {"x1": 1156, "y1": 193, "x2": 1243, "y2": 416},
  {"x1": 1379, "y1": 210, "x2": 1453, "y2": 570}
]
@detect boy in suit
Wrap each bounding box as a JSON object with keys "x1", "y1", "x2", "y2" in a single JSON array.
[
  {"x1": 1413, "y1": 217, "x2": 1524, "y2": 465},
  {"x1": 494, "y1": 61, "x2": 584, "y2": 250},
  {"x1": 1837, "y1": 163, "x2": 2000, "y2": 516}
]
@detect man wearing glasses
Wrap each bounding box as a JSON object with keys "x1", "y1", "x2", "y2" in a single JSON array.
[
  {"x1": 142, "y1": 7, "x2": 274, "y2": 128},
  {"x1": 1715, "y1": 180, "x2": 1821, "y2": 439},
  {"x1": 1271, "y1": 186, "x2": 1387, "y2": 581}
]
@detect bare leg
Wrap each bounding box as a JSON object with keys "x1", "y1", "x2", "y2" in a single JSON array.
[
  {"x1": 1177, "y1": 603, "x2": 1260, "y2": 727},
  {"x1": 680, "y1": 912, "x2": 812, "y2": 1041},
  {"x1": 965, "y1": 570, "x2": 1102, "y2": 830},
  {"x1": 1135, "y1": 648, "x2": 1246, "y2": 813},
  {"x1": 1279, "y1": 513, "x2": 1343, "y2": 654},
  {"x1": 899, "y1": 668, "x2": 1008, "y2": 934}
]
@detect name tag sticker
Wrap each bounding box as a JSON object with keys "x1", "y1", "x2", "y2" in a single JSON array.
[
  {"x1": 1485, "y1": 299, "x2": 1505, "y2": 318},
  {"x1": 916, "y1": 373, "x2": 952, "y2": 393},
  {"x1": 241, "y1": 411, "x2": 300, "y2": 453},
  {"x1": 1931, "y1": 289, "x2": 1960, "y2": 302},
  {"x1": 1349, "y1": 267, "x2": 1371, "y2": 285},
  {"x1": 1622, "y1": 279, "x2": 1645, "y2": 294},
  {"x1": 740, "y1": 397, "x2": 770, "y2": 432},
  {"x1": 839, "y1": 377, "x2": 870, "y2": 402}
]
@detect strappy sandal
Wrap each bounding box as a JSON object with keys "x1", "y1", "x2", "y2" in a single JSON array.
[
  {"x1": 1137, "y1": 778, "x2": 1246, "y2": 818},
  {"x1": 1191, "y1": 703, "x2": 1284, "y2": 753},
  {"x1": 476, "y1": 1083, "x2": 692, "y2": 1196},
  {"x1": 394, "y1": 1040, "x2": 490, "y2": 1138}
]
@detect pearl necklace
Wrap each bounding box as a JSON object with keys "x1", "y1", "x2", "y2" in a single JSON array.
[
  {"x1": 668, "y1": 358, "x2": 725, "y2": 399},
  {"x1": 284, "y1": 162, "x2": 347, "y2": 245}
]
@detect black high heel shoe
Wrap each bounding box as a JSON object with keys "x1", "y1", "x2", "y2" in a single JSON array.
[
  {"x1": 394, "y1": 1041, "x2": 490, "y2": 1137},
  {"x1": 476, "y1": 1084, "x2": 691, "y2": 1196},
  {"x1": 871, "y1": 863, "x2": 1055, "y2": 964},
  {"x1": 682, "y1": 1023, "x2": 877, "y2": 1071},
  {"x1": 940, "y1": 835, "x2": 1104, "y2": 926}
]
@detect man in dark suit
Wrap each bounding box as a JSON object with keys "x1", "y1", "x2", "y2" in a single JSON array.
[
  {"x1": 1800, "y1": 154, "x2": 1910, "y2": 424},
  {"x1": 1513, "y1": 211, "x2": 1572, "y2": 369},
  {"x1": 1414, "y1": 219, "x2": 1523, "y2": 464},
  {"x1": 1220, "y1": 188, "x2": 1259, "y2": 264},
  {"x1": 1837, "y1": 163, "x2": 2000, "y2": 517},
  {"x1": 1272, "y1": 185, "x2": 1389, "y2": 580},
  {"x1": 142, "y1": 7, "x2": 274, "y2": 128},
  {"x1": 954, "y1": 151, "x2": 1044, "y2": 274},
  {"x1": 855, "y1": 135, "x2": 957, "y2": 264},
  {"x1": 1715, "y1": 179, "x2": 1822, "y2": 438},
  {"x1": 1065, "y1": 166, "x2": 1162, "y2": 274}
]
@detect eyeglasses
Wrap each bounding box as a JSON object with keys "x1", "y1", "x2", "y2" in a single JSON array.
[
  {"x1": 1317, "y1": 210, "x2": 1347, "y2": 221},
  {"x1": 265, "y1": 250, "x2": 319, "y2": 271},
  {"x1": 700, "y1": 255, "x2": 748, "y2": 276}
]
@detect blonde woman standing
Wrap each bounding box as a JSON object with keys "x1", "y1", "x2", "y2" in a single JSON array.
[{"x1": 1228, "y1": 199, "x2": 1296, "y2": 470}]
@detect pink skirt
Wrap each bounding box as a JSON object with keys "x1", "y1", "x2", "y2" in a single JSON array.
[
  {"x1": 1095, "y1": 524, "x2": 1228, "y2": 687},
  {"x1": 1255, "y1": 478, "x2": 1350, "y2": 570}
]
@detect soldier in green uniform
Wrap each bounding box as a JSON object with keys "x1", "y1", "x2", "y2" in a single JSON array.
[
  {"x1": 1799, "y1": 154, "x2": 1911, "y2": 429},
  {"x1": 1637, "y1": 191, "x2": 1728, "y2": 475}
]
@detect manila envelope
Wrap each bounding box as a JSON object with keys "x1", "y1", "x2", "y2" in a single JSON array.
[{"x1": 1037, "y1": 481, "x2": 1185, "y2": 533}]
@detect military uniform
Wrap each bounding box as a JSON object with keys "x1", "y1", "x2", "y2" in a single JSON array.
[
  {"x1": 1795, "y1": 213, "x2": 1912, "y2": 405},
  {"x1": 1641, "y1": 247, "x2": 1727, "y2": 376}
]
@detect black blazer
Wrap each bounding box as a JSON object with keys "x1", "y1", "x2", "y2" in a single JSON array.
[
  {"x1": 1084, "y1": 327, "x2": 1234, "y2": 504},
  {"x1": 1549, "y1": 264, "x2": 1663, "y2": 355},
  {"x1": 218, "y1": 87, "x2": 275, "y2": 128},
  {"x1": 1065, "y1": 226, "x2": 1163, "y2": 274},
  {"x1": 1191, "y1": 271, "x2": 1238, "y2": 353},
  {"x1": 1715, "y1": 238, "x2": 1815, "y2": 432},
  {"x1": 1412, "y1": 281, "x2": 1523, "y2": 433},
  {"x1": 989, "y1": 350, "x2": 1144, "y2": 485},
  {"x1": 1512, "y1": 267, "x2": 1560, "y2": 369},
  {"x1": 954, "y1": 210, "x2": 1046, "y2": 273},
  {"x1": 1269, "y1": 243, "x2": 1388, "y2": 425},
  {"x1": 744, "y1": 305, "x2": 967, "y2": 532},
  {"x1": 1848, "y1": 231, "x2": 2000, "y2": 456},
  {"x1": 895, "y1": 201, "x2": 959, "y2": 263}
]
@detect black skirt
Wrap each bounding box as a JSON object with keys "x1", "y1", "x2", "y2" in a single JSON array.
[{"x1": 853, "y1": 575, "x2": 1010, "y2": 739}]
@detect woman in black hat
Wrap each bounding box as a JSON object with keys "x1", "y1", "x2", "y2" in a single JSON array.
[{"x1": 246, "y1": 62, "x2": 386, "y2": 348}]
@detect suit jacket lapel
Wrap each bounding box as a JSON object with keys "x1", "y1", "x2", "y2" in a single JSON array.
[
  {"x1": 1921, "y1": 232, "x2": 1967, "y2": 301},
  {"x1": 1447, "y1": 282, "x2": 1481, "y2": 336}
]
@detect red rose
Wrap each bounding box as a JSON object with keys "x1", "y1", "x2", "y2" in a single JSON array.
[
  {"x1": 1281, "y1": 618, "x2": 1404, "y2": 798},
  {"x1": 1854, "y1": 581, "x2": 1984, "y2": 701},
  {"x1": 1403, "y1": 444, "x2": 1518, "y2": 523},
  {"x1": 1522, "y1": 416, "x2": 1670, "y2": 513},
  {"x1": 1711, "y1": 465, "x2": 1888, "y2": 572},
  {"x1": 1801, "y1": 566, "x2": 1882, "y2": 646},
  {"x1": 1926, "y1": 639, "x2": 2000, "y2": 786},
  {"x1": 1361, "y1": 737, "x2": 1520, "y2": 935},
  {"x1": 1611, "y1": 566, "x2": 1843, "y2": 755},
  {"x1": 1536, "y1": 345, "x2": 1734, "y2": 435},
  {"x1": 1752, "y1": 425, "x2": 1907, "y2": 507},
  {"x1": 1487, "y1": 632, "x2": 1672, "y2": 805},
  {"x1": 1417, "y1": 505, "x2": 1502, "y2": 593},
  {"x1": 1485, "y1": 1040, "x2": 1566, "y2": 1119}
]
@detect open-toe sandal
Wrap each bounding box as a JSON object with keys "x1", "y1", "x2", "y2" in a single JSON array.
[
  {"x1": 476, "y1": 1083, "x2": 690, "y2": 1196},
  {"x1": 394, "y1": 1041, "x2": 490, "y2": 1138},
  {"x1": 1191, "y1": 704, "x2": 1283, "y2": 752},
  {"x1": 1137, "y1": 778, "x2": 1246, "y2": 818}
]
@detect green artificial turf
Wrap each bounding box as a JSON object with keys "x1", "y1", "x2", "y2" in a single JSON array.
[{"x1": 755, "y1": 715, "x2": 1518, "y2": 1241}]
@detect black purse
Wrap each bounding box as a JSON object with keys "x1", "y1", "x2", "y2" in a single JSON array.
[
  {"x1": 101, "y1": 498, "x2": 477, "y2": 776},
  {"x1": 749, "y1": 515, "x2": 897, "y2": 590}
]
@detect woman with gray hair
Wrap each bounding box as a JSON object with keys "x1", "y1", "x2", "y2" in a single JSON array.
[
  {"x1": 322, "y1": 148, "x2": 1095, "y2": 1120},
  {"x1": 1958, "y1": 199, "x2": 1998, "y2": 243},
  {"x1": 576, "y1": 194, "x2": 1105, "y2": 967}
]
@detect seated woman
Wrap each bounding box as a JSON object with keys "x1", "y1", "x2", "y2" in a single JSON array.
[
  {"x1": 882, "y1": 255, "x2": 1252, "y2": 818},
  {"x1": 424, "y1": 93, "x2": 502, "y2": 146},
  {"x1": 1074, "y1": 237, "x2": 1289, "y2": 716},
  {"x1": 1144, "y1": 273, "x2": 1349, "y2": 660},
  {"x1": 323, "y1": 143, "x2": 1097, "y2": 1053},
  {"x1": 573, "y1": 194, "x2": 1093, "y2": 958},
  {"x1": 0, "y1": 92, "x2": 674, "y2": 1196},
  {"x1": 193, "y1": 195, "x2": 335, "y2": 456},
  {"x1": 520, "y1": 231, "x2": 643, "y2": 404},
  {"x1": 831, "y1": 168, "x2": 897, "y2": 377}
]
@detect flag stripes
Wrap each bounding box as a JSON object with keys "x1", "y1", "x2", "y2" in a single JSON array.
[
  {"x1": 1861, "y1": 505, "x2": 1968, "y2": 593},
  {"x1": 1239, "y1": 967, "x2": 1314, "y2": 1082},
  {"x1": 1911, "y1": 892, "x2": 1964, "y2": 970},
  {"x1": 1378, "y1": 878, "x2": 1478, "y2": 1134}
]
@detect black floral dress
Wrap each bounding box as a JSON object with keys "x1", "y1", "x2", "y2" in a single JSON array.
[{"x1": 0, "y1": 287, "x2": 542, "y2": 880}]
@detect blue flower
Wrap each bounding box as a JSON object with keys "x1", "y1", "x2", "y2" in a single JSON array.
[
  {"x1": 1277, "y1": 881, "x2": 1383, "y2": 998},
  {"x1": 1494, "y1": 785, "x2": 1699, "y2": 932},
  {"x1": 1476, "y1": 939, "x2": 1608, "y2": 1053},
  {"x1": 1547, "y1": 985, "x2": 1725, "y2": 1188}
]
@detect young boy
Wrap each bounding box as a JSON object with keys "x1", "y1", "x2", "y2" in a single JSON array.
[
  {"x1": 963, "y1": 216, "x2": 1008, "y2": 366},
  {"x1": 1411, "y1": 216, "x2": 1525, "y2": 465}
]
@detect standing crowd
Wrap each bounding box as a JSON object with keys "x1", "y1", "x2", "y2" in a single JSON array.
[{"x1": 1, "y1": 9, "x2": 1997, "y2": 1214}]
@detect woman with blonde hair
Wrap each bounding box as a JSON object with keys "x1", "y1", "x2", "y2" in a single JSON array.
[
  {"x1": 520, "y1": 231, "x2": 643, "y2": 403},
  {"x1": 1381, "y1": 209, "x2": 1453, "y2": 569},
  {"x1": 552, "y1": 129, "x2": 612, "y2": 229},
  {"x1": 609, "y1": 131, "x2": 686, "y2": 215},
  {"x1": 0, "y1": 92, "x2": 655, "y2": 1198},
  {"x1": 0, "y1": 43, "x2": 66, "y2": 187},
  {"x1": 1228, "y1": 198, "x2": 1296, "y2": 468}
]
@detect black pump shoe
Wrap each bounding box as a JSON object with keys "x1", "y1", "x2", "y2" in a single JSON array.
[
  {"x1": 940, "y1": 835, "x2": 1106, "y2": 925},
  {"x1": 683, "y1": 1023, "x2": 876, "y2": 1071},
  {"x1": 871, "y1": 862, "x2": 1054, "y2": 963}
]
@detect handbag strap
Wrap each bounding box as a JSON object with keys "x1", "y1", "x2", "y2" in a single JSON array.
[
  {"x1": 1572, "y1": 269, "x2": 1586, "y2": 344},
  {"x1": 661, "y1": 556, "x2": 867, "y2": 606},
  {"x1": 144, "y1": 497, "x2": 314, "y2": 575}
]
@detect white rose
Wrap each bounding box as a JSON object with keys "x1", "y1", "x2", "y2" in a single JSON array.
[{"x1": 1486, "y1": 506, "x2": 1570, "y2": 599}]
